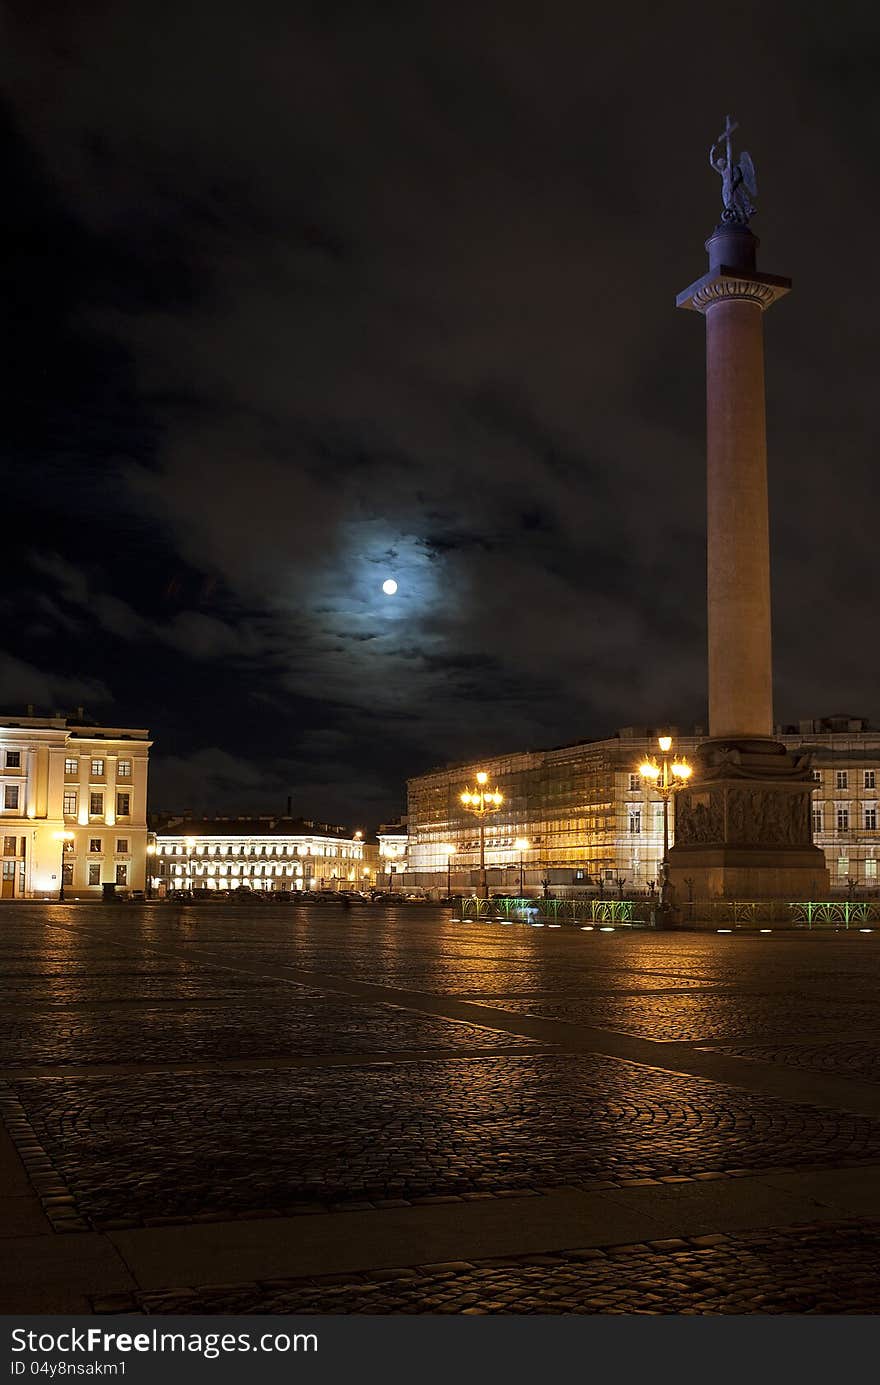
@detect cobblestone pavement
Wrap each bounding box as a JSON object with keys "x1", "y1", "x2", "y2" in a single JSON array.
[
  {"x1": 710, "y1": 1041, "x2": 880, "y2": 1083},
  {"x1": 0, "y1": 1002, "x2": 536, "y2": 1067},
  {"x1": 108, "y1": 1220, "x2": 880, "y2": 1315},
  {"x1": 10, "y1": 1052, "x2": 880, "y2": 1228},
  {"x1": 489, "y1": 994, "x2": 880, "y2": 1042},
  {"x1": 3, "y1": 905, "x2": 880, "y2": 1312}
]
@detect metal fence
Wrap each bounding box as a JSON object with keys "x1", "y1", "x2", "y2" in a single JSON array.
[
  {"x1": 455, "y1": 896, "x2": 880, "y2": 929},
  {"x1": 455, "y1": 896, "x2": 654, "y2": 926},
  {"x1": 678, "y1": 899, "x2": 880, "y2": 928}
]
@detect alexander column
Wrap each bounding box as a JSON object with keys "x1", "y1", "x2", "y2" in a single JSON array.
[{"x1": 667, "y1": 117, "x2": 828, "y2": 903}]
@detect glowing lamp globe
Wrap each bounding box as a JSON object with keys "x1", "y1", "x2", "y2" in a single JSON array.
[{"x1": 382, "y1": 578, "x2": 398, "y2": 596}]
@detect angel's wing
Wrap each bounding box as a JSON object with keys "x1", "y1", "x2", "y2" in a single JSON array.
[{"x1": 739, "y1": 150, "x2": 758, "y2": 198}]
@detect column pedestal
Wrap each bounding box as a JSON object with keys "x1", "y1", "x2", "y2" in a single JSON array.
[{"x1": 667, "y1": 738, "x2": 829, "y2": 902}]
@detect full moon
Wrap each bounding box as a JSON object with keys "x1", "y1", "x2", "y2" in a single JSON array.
[{"x1": 382, "y1": 578, "x2": 398, "y2": 596}]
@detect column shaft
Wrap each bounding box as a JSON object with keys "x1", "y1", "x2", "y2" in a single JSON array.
[{"x1": 705, "y1": 297, "x2": 773, "y2": 739}]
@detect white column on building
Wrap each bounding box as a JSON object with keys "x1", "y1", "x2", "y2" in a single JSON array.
[
  {"x1": 77, "y1": 754, "x2": 90, "y2": 827},
  {"x1": 105, "y1": 754, "x2": 117, "y2": 827},
  {"x1": 25, "y1": 747, "x2": 37, "y2": 819}
]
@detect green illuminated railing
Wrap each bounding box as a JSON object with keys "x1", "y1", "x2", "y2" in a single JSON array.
[
  {"x1": 455, "y1": 896, "x2": 651, "y2": 926},
  {"x1": 454, "y1": 896, "x2": 880, "y2": 930},
  {"x1": 679, "y1": 899, "x2": 880, "y2": 928}
]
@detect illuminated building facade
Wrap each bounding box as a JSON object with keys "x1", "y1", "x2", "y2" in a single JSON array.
[
  {"x1": 0, "y1": 713, "x2": 151, "y2": 898},
  {"x1": 406, "y1": 719, "x2": 880, "y2": 896},
  {"x1": 377, "y1": 818, "x2": 408, "y2": 890},
  {"x1": 153, "y1": 816, "x2": 367, "y2": 893},
  {"x1": 796, "y1": 718, "x2": 880, "y2": 891}
]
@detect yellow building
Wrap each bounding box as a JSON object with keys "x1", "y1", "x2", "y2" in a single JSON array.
[
  {"x1": 406, "y1": 719, "x2": 880, "y2": 897},
  {"x1": 0, "y1": 713, "x2": 151, "y2": 898}
]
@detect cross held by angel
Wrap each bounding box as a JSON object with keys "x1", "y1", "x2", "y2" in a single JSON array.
[{"x1": 709, "y1": 115, "x2": 757, "y2": 224}]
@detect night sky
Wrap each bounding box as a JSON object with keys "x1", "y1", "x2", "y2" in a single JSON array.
[{"x1": 2, "y1": 2, "x2": 877, "y2": 828}]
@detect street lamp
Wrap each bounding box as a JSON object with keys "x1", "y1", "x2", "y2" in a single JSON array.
[
  {"x1": 439, "y1": 843, "x2": 455, "y2": 901},
  {"x1": 52, "y1": 831, "x2": 74, "y2": 902},
  {"x1": 145, "y1": 842, "x2": 157, "y2": 899},
  {"x1": 514, "y1": 837, "x2": 530, "y2": 897},
  {"x1": 638, "y1": 734, "x2": 692, "y2": 913},
  {"x1": 460, "y1": 771, "x2": 504, "y2": 897},
  {"x1": 185, "y1": 836, "x2": 196, "y2": 893}
]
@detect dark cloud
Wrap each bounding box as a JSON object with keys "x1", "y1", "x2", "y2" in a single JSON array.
[{"x1": 1, "y1": 1, "x2": 877, "y2": 824}]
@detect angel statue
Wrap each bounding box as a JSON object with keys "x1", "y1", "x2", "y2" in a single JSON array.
[{"x1": 709, "y1": 115, "x2": 757, "y2": 224}]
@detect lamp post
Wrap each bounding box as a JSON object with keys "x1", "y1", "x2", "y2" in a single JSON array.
[
  {"x1": 185, "y1": 836, "x2": 196, "y2": 894},
  {"x1": 52, "y1": 831, "x2": 74, "y2": 902},
  {"x1": 638, "y1": 735, "x2": 692, "y2": 913},
  {"x1": 460, "y1": 772, "x2": 503, "y2": 897},
  {"x1": 514, "y1": 837, "x2": 530, "y2": 897},
  {"x1": 145, "y1": 842, "x2": 157, "y2": 900},
  {"x1": 439, "y1": 843, "x2": 454, "y2": 901}
]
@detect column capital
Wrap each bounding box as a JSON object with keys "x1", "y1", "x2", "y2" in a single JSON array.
[{"x1": 676, "y1": 267, "x2": 791, "y2": 315}]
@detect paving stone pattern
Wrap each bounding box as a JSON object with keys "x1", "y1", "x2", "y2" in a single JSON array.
[
  {"x1": 11, "y1": 1052, "x2": 880, "y2": 1228},
  {"x1": 4, "y1": 906, "x2": 880, "y2": 1313},
  {"x1": 711, "y1": 1041, "x2": 880, "y2": 1083},
  {"x1": 120, "y1": 1220, "x2": 880, "y2": 1316},
  {"x1": 0, "y1": 1002, "x2": 536, "y2": 1067},
  {"x1": 491, "y1": 994, "x2": 880, "y2": 1042}
]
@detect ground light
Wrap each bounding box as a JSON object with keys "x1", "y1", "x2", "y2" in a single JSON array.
[
  {"x1": 760, "y1": 929, "x2": 772, "y2": 934},
  {"x1": 581, "y1": 926, "x2": 594, "y2": 931},
  {"x1": 717, "y1": 929, "x2": 732, "y2": 934}
]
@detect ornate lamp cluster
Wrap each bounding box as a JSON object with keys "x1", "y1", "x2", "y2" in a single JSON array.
[
  {"x1": 460, "y1": 771, "x2": 504, "y2": 897},
  {"x1": 638, "y1": 736, "x2": 692, "y2": 910}
]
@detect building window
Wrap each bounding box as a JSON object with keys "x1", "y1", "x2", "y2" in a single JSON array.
[
  {"x1": 63, "y1": 791, "x2": 77, "y2": 817},
  {"x1": 837, "y1": 856, "x2": 849, "y2": 877},
  {"x1": 837, "y1": 807, "x2": 849, "y2": 832},
  {"x1": 5, "y1": 751, "x2": 20, "y2": 769},
  {"x1": 4, "y1": 785, "x2": 19, "y2": 810},
  {"x1": 866, "y1": 771, "x2": 876, "y2": 790},
  {"x1": 836, "y1": 771, "x2": 848, "y2": 790},
  {"x1": 91, "y1": 758, "x2": 105, "y2": 777},
  {"x1": 867, "y1": 859, "x2": 878, "y2": 880},
  {"x1": 628, "y1": 811, "x2": 641, "y2": 834},
  {"x1": 65, "y1": 757, "x2": 78, "y2": 775},
  {"x1": 811, "y1": 769, "x2": 821, "y2": 783},
  {"x1": 116, "y1": 792, "x2": 131, "y2": 816},
  {"x1": 116, "y1": 839, "x2": 129, "y2": 854},
  {"x1": 90, "y1": 792, "x2": 103, "y2": 816},
  {"x1": 866, "y1": 809, "x2": 877, "y2": 831},
  {"x1": 115, "y1": 863, "x2": 127, "y2": 886},
  {"x1": 3, "y1": 836, "x2": 16, "y2": 856},
  {"x1": 89, "y1": 838, "x2": 102, "y2": 854},
  {"x1": 117, "y1": 760, "x2": 132, "y2": 778},
  {"x1": 812, "y1": 806, "x2": 823, "y2": 834},
  {"x1": 88, "y1": 863, "x2": 101, "y2": 886},
  {"x1": 628, "y1": 773, "x2": 640, "y2": 791},
  {"x1": 62, "y1": 862, "x2": 73, "y2": 885}
]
